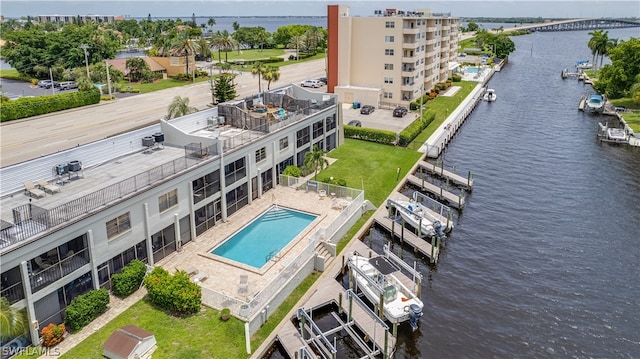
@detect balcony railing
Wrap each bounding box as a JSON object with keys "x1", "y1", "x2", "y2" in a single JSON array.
[
  {"x1": 0, "y1": 281, "x2": 24, "y2": 304},
  {"x1": 30, "y1": 249, "x2": 90, "y2": 292}
]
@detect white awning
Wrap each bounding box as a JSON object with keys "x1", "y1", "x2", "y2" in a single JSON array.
[{"x1": 448, "y1": 61, "x2": 460, "y2": 71}]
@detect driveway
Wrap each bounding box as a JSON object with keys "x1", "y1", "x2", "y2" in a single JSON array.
[
  {"x1": 342, "y1": 104, "x2": 418, "y2": 133},
  {"x1": 0, "y1": 78, "x2": 79, "y2": 99}
]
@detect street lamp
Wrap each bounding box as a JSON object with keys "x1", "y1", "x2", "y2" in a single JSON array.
[{"x1": 79, "y1": 44, "x2": 90, "y2": 79}]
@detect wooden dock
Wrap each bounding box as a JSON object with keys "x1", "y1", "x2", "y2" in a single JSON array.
[
  {"x1": 405, "y1": 174, "x2": 465, "y2": 209},
  {"x1": 417, "y1": 160, "x2": 474, "y2": 189},
  {"x1": 373, "y1": 209, "x2": 440, "y2": 263},
  {"x1": 390, "y1": 192, "x2": 453, "y2": 232}
]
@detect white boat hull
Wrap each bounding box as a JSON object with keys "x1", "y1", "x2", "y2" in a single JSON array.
[
  {"x1": 393, "y1": 200, "x2": 443, "y2": 237},
  {"x1": 483, "y1": 89, "x2": 496, "y2": 102},
  {"x1": 349, "y1": 255, "x2": 423, "y2": 324}
]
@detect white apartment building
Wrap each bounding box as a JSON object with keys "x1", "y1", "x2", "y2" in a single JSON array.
[
  {"x1": 0, "y1": 86, "x2": 342, "y2": 347},
  {"x1": 327, "y1": 5, "x2": 459, "y2": 107}
]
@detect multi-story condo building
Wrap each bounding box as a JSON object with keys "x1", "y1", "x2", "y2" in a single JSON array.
[
  {"x1": 0, "y1": 86, "x2": 341, "y2": 347},
  {"x1": 37, "y1": 15, "x2": 123, "y2": 24},
  {"x1": 327, "y1": 5, "x2": 459, "y2": 107}
]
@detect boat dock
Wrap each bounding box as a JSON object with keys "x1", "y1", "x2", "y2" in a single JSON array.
[
  {"x1": 417, "y1": 160, "x2": 474, "y2": 189},
  {"x1": 388, "y1": 192, "x2": 454, "y2": 232},
  {"x1": 372, "y1": 208, "x2": 441, "y2": 263},
  {"x1": 405, "y1": 174, "x2": 466, "y2": 209},
  {"x1": 275, "y1": 239, "x2": 400, "y2": 358}
]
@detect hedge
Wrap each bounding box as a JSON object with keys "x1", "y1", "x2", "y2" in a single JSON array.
[
  {"x1": 111, "y1": 259, "x2": 147, "y2": 298},
  {"x1": 398, "y1": 111, "x2": 436, "y2": 146},
  {"x1": 344, "y1": 126, "x2": 397, "y2": 145},
  {"x1": 144, "y1": 267, "x2": 201, "y2": 315},
  {"x1": 64, "y1": 288, "x2": 110, "y2": 332},
  {"x1": 0, "y1": 88, "x2": 100, "y2": 122}
]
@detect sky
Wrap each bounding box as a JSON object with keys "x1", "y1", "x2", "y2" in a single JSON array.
[{"x1": 1, "y1": 0, "x2": 639, "y2": 19}]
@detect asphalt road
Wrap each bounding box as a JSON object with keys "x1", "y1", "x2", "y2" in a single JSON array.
[{"x1": 0, "y1": 59, "x2": 326, "y2": 167}]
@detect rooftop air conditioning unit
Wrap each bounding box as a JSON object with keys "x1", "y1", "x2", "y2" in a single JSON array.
[{"x1": 207, "y1": 117, "x2": 217, "y2": 130}]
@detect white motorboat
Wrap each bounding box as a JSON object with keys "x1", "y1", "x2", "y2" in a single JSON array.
[
  {"x1": 585, "y1": 94, "x2": 605, "y2": 114},
  {"x1": 576, "y1": 60, "x2": 593, "y2": 69},
  {"x1": 348, "y1": 254, "x2": 423, "y2": 329},
  {"x1": 388, "y1": 199, "x2": 445, "y2": 238},
  {"x1": 606, "y1": 128, "x2": 628, "y2": 143},
  {"x1": 483, "y1": 88, "x2": 496, "y2": 102}
]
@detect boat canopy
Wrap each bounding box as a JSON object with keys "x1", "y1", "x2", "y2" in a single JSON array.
[{"x1": 369, "y1": 256, "x2": 399, "y2": 275}]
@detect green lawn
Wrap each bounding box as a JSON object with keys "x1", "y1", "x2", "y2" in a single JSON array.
[
  {"x1": 320, "y1": 139, "x2": 423, "y2": 207},
  {"x1": 116, "y1": 76, "x2": 211, "y2": 94},
  {"x1": 410, "y1": 81, "x2": 479, "y2": 147},
  {"x1": 609, "y1": 98, "x2": 640, "y2": 133},
  {"x1": 61, "y1": 299, "x2": 247, "y2": 359},
  {"x1": 0, "y1": 69, "x2": 32, "y2": 82},
  {"x1": 212, "y1": 48, "x2": 285, "y2": 62}
]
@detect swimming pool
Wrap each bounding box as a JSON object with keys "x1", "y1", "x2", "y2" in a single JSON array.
[
  {"x1": 210, "y1": 206, "x2": 317, "y2": 268},
  {"x1": 465, "y1": 67, "x2": 480, "y2": 73}
]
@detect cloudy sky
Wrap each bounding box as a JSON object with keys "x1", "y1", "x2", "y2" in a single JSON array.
[{"x1": 1, "y1": 0, "x2": 638, "y2": 18}]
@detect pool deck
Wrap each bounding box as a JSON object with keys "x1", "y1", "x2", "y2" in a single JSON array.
[{"x1": 161, "y1": 185, "x2": 348, "y2": 303}]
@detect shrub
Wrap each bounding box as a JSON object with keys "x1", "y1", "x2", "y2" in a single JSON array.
[
  {"x1": 100, "y1": 95, "x2": 115, "y2": 101},
  {"x1": 41, "y1": 323, "x2": 65, "y2": 347},
  {"x1": 344, "y1": 126, "x2": 397, "y2": 145},
  {"x1": 0, "y1": 88, "x2": 100, "y2": 122},
  {"x1": 111, "y1": 259, "x2": 147, "y2": 298},
  {"x1": 398, "y1": 111, "x2": 436, "y2": 146},
  {"x1": 65, "y1": 289, "x2": 110, "y2": 332},
  {"x1": 321, "y1": 177, "x2": 347, "y2": 186},
  {"x1": 220, "y1": 308, "x2": 231, "y2": 321},
  {"x1": 171, "y1": 73, "x2": 193, "y2": 81},
  {"x1": 282, "y1": 165, "x2": 301, "y2": 177},
  {"x1": 451, "y1": 74, "x2": 462, "y2": 82},
  {"x1": 144, "y1": 267, "x2": 201, "y2": 315}
]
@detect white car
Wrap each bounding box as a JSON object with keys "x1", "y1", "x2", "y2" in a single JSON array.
[{"x1": 301, "y1": 80, "x2": 321, "y2": 88}]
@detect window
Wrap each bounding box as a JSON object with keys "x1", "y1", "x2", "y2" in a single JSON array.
[
  {"x1": 296, "y1": 127, "x2": 310, "y2": 147},
  {"x1": 192, "y1": 170, "x2": 220, "y2": 204},
  {"x1": 158, "y1": 189, "x2": 178, "y2": 212},
  {"x1": 384, "y1": 77, "x2": 393, "y2": 84},
  {"x1": 255, "y1": 147, "x2": 266, "y2": 162},
  {"x1": 325, "y1": 115, "x2": 336, "y2": 131},
  {"x1": 385, "y1": 21, "x2": 395, "y2": 28},
  {"x1": 106, "y1": 213, "x2": 131, "y2": 239},
  {"x1": 385, "y1": 49, "x2": 394, "y2": 56},
  {"x1": 385, "y1": 36, "x2": 395, "y2": 43},
  {"x1": 279, "y1": 136, "x2": 289, "y2": 150},
  {"x1": 224, "y1": 158, "x2": 246, "y2": 186},
  {"x1": 384, "y1": 63, "x2": 394, "y2": 70},
  {"x1": 384, "y1": 92, "x2": 393, "y2": 99},
  {"x1": 312, "y1": 120, "x2": 324, "y2": 139}
]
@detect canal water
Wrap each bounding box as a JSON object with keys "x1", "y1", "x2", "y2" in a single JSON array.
[{"x1": 379, "y1": 28, "x2": 640, "y2": 358}]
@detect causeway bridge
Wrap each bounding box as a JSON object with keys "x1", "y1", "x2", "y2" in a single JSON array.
[{"x1": 504, "y1": 18, "x2": 640, "y2": 32}]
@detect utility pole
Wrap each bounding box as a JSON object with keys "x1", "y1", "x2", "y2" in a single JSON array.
[
  {"x1": 79, "y1": 44, "x2": 90, "y2": 79},
  {"x1": 105, "y1": 60, "x2": 112, "y2": 99},
  {"x1": 49, "y1": 67, "x2": 55, "y2": 95}
]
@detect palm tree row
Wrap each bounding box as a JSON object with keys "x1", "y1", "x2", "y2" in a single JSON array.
[{"x1": 587, "y1": 30, "x2": 618, "y2": 72}]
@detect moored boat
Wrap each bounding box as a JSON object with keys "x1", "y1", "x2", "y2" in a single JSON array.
[
  {"x1": 585, "y1": 94, "x2": 605, "y2": 114},
  {"x1": 576, "y1": 60, "x2": 593, "y2": 69},
  {"x1": 388, "y1": 198, "x2": 445, "y2": 238},
  {"x1": 483, "y1": 88, "x2": 497, "y2": 102},
  {"x1": 348, "y1": 254, "x2": 423, "y2": 330}
]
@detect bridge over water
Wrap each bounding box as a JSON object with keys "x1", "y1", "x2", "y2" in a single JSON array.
[{"x1": 505, "y1": 18, "x2": 640, "y2": 32}]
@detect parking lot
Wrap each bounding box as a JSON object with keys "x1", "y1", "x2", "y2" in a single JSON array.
[
  {"x1": 0, "y1": 78, "x2": 79, "y2": 99},
  {"x1": 342, "y1": 104, "x2": 418, "y2": 133}
]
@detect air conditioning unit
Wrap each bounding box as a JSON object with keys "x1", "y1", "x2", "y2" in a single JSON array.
[{"x1": 207, "y1": 117, "x2": 217, "y2": 130}]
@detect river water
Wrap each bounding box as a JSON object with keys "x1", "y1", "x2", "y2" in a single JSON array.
[{"x1": 371, "y1": 28, "x2": 640, "y2": 358}]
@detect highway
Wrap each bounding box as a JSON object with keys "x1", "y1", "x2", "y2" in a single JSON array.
[{"x1": 0, "y1": 59, "x2": 326, "y2": 167}]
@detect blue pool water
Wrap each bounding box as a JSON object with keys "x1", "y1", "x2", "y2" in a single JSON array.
[
  {"x1": 465, "y1": 67, "x2": 480, "y2": 73},
  {"x1": 211, "y1": 207, "x2": 317, "y2": 268}
]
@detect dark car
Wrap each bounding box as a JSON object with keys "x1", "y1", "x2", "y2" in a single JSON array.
[
  {"x1": 360, "y1": 105, "x2": 375, "y2": 115},
  {"x1": 393, "y1": 106, "x2": 408, "y2": 117},
  {"x1": 317, "y1": 77, "x2": 328, "y2": 85},
  {"x1": 347, "y1": 120, "x2": 362, "y2": 127}
]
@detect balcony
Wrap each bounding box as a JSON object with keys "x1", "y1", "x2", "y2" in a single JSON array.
[
  {"x1": 0, "y1": 281, "x2": 24, "y2": 304},
  {"x1": 29, "y1": 248, "x2": 90, "y2": 293}
]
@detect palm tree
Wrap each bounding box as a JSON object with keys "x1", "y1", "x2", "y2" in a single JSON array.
[
  {"x1": 251, "y1": 62, "x2": 267, "y2": 93},
  {"x1": 288, "y1": 35, "x2": 305, "y2": 60},
  {"x1": 303, "y1": 145, "x2": 329, "y2": 181},
  {"x1": 196, "y1": 37, "x2": 211, "y2": 60},
  {"x1": 169, "y1": 31, "x2": 200, "y2": 77},
  {"x1": 232, "y1": 21, "x2": 240, "y2": 31},
  {"x1": 167, "y1": 96, "x2": 197, "y2": 119},
  {"x1": 207, "y1": 17, "x2": 216, "y2": 31},
  {"x1": 1, "y1": 297, "x2": 28, "y2": 342},
  {"x1": 262, "y1": 65, "x2": 280, "y2": 90},
  {"x1": 588, "y1": 30, "x2": 604, "y2": 69},
  {"x1": 599, "y1": 37, "x2": 618, "y2": 70},
  {"x1": 305, "y1": 27, "x2": 324, "y2": 53}
]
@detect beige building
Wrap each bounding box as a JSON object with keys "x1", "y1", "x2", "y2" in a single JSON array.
[{"x1": 327, "y1": 6, "x2": 459, "y2": 107}]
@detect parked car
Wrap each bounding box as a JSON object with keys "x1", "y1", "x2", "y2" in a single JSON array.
[
  {"x1": 37, "y1": 80, "x2": 52, "y2": 88},
  {"x1": 317, "y1": 77, "x2": 328, "y2": 85},
  {"x1": 347, "y1": 120, "x2": 362, "y2": 127},
  {"x1": 360, "y1": 105, "x2": 375, "y2": 115},
  {"x1": 393, "y1": 106, "x2": 408, "y2": 117},
  {"x1": 58, "y1": 81, "x2": 78, "y2": 90},
  {"x1": 301, "y1": 79, "x2": 321, "y2": 88}
]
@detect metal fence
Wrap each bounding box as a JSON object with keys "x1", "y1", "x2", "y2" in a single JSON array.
[{"x1": 2, "y1": 156, "x2": 201, "y2": 249}]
